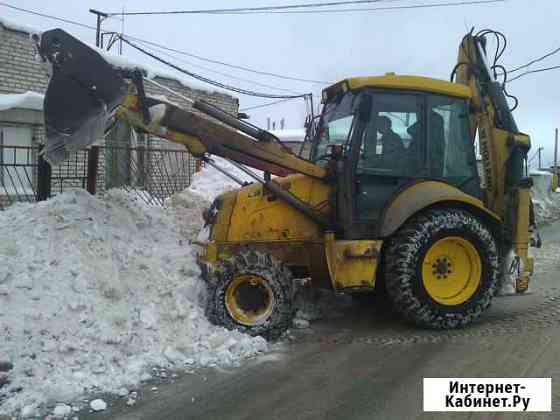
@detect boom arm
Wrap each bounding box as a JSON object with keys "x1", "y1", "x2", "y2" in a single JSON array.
[
  {"x1": 38, "y1": 28, "x2": 326, "y2": 180},
  {"x1": 453, "y1": 30, "x2": 533, "y2": 291}
]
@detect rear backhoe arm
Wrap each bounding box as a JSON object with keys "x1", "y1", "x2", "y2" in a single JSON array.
[{"x1": 453, "y1": 30, "x2": 534, "y2": 291}]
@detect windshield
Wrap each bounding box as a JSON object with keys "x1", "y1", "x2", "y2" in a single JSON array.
[{"x1": 312, "y1": 92, "x2": 356, "y2": 161}]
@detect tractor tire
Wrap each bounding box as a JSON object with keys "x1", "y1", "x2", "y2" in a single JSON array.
[
  {"x1": 384, "y1": 208, "x2": 500, "y2": 329},
  {"x1": 205, "y1": 251, "x2": 294, "y2": 340}
]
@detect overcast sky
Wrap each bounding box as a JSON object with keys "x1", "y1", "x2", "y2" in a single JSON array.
[{"x1": 3, "y1": 0, "x2": 559, "y2": 166}]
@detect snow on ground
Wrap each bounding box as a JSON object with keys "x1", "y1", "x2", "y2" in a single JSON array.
[
  {"x1": 531, "y1": 171, "x2": 560, "y2": 223},
  {"x1": 0, "y1": 189, "x2": 267, "y2": 417},
  {"x1": 188, "y1": 157, "x2": 260, "y2": 202}
]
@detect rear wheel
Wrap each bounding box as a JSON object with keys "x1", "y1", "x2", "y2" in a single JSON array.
[
  {"x1": 205, "y1": 251, "x2": 294, "y2": 340},
  {"x1": 384, "y1": 208, "x2": 499, "y2": 329}
]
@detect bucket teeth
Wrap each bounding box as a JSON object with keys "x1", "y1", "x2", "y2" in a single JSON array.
[{"x1": 39, "y1": 29, "x2": 128, "y2": 165}]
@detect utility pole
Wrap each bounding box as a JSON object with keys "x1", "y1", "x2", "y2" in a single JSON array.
[
  {"x1": 538, "y1": 146, "x2": 544, "y2": 170},
  {"x1": 89, "y1": 9, "x2": 108, "y2": 48},
  {"x1": 554, "y1": 128, "x2": 558, "y2": 174},
  {"x1": 87, "y1": 9, "x2": 107, "y2": 195}
]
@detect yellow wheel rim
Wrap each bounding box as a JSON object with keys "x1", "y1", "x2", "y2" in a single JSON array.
[
  {"x1": 225, "y1": 275, "x2": 275, "y2": 326},
  {"x1": 421, "y1": 236, "x2": 482, "y2": 306}
]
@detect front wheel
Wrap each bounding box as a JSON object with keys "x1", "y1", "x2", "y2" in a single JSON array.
[
  {"x1": 384, "y1": 208, "x2": 500, "y2": 329},
  {"x1": 205, "y1": 251, "x2": 294, "y2": 340}
]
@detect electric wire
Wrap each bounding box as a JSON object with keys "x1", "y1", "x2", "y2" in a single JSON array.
[
  {"x1": 0, "y1": 2, "x2": 330, "y2": 85},
  {"x1": 129, "y1": 37, "x2": 306, "y2": 95},
  {"x1": 118, "y1": 35, "x2": 311, "y2": 99},
  {"x1": 0, "y1": 2, "x2": 96, "y2": 30},
  {"x1": 122, "y1": 35, "x2": 330, "y2": 85},
  {"x1": 240, "y1": 98, "x2": 302, "y2": 112},
  {"x1": 508, "y1": 65, "x2": 560, "y2": 83},
  {"x1": 107, "y1": 0, "x2": 504, "y2": 15},
  {"x1": 508, "y1": 46, "x2": 560, "y2": 74},
  {"x1": 107, "y1": 0, "x2": 401, "y2": 16}
]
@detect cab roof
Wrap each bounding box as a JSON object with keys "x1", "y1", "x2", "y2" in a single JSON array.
[{"x1": 323, "y1": 74, "x2": 472, "y2": 101}]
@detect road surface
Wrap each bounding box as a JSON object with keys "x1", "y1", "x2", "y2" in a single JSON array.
[{"x1": 85, "y1": 223, "x2": 560, "y2": 420}]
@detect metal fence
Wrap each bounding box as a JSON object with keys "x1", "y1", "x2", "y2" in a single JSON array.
[
  {"x1": 0, "y1": 144, "x2": 198, "y2": 209},
  {"x1": 0, "y1": 145, "x2": 37, "y2": 208}
]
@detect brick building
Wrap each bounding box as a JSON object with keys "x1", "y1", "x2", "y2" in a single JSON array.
[{"x1": 0, "y1": 18, "x2": 239, "y2": 205}]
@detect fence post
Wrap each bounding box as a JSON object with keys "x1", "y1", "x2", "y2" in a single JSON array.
[
  {"x1": 37, "y1": 145, "x2": 51, "y2": 201},
  {"x1": 87, "y1": 145, "x2": 100, "y2": 195}
]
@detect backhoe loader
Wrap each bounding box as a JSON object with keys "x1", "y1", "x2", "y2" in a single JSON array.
[{"x1": 37, "y1": 28, "x2": 536, "y2": 339}]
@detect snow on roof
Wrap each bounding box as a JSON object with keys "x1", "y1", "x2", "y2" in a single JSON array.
[
  {"x1": 0, "y1": 16, "x2": 39, "y2": 35},
  {"x1": 96, "y1": 46, "x2": 231, "y2": 97},
  {"x1": 269, "y1": 128, "x2": 307, "y2": 143},
  {"x1": 0, "y1": 91, "x2": 44, "y2": 112}
]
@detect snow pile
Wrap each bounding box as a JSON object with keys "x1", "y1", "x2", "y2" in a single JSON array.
[
  {"x1": 530, "y1": 170, "x2": 560, "y2": 223},
  {"x1": 188, "y1": 157, "x2": 260, "y2": 202},
  {"x1": 0, "y1": 92, "x2": 44, "y2": 112},
  {"x1": 0, "y1": 189, "x2": 267, "y2": 416}
]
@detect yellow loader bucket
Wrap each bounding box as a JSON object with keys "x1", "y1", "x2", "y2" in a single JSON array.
[{"x1": 39, "y1": 29, "x2": 128, "y2": 165}]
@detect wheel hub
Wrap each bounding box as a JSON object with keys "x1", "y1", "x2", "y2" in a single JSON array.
[
  {"x1": 432, "y1": 257, "x2": 453, "y2": 279},
  {"x1": 225, "y1": 275, "x2": 275, "y2": 326},
  {"x1": 422, "y1": 236, "x2": 482, "y2": 305}
]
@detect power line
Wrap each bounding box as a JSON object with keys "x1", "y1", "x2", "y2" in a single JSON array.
[
  {"x1": 508, "y1": 46, "x2": 560, "y2": 74},
  {"x1": 0, "y1": 2, "x2": 96, "y2": 30},
  {"x1": 217, "y1": 0, "x2": 505, "y2": 14},
  {"x1": 110, "y1": 0, "x2": 504, "y2": 16},
  {"x1": 131, "y1": 38, "x2": 306, "y2": 95},
  {"x1": 508, "y1": 64, "x2": 560, "y2": 83},
  {"x1": 119, "y1": 35, "x2": 311, "y2": 99},
  {"x1": 240, "y1": 98, "x2": 301, "y2": 111},
  {"x1": 0, "y1": 2, "x2": 330, "y2": 86},
  {"x1": 124, "y1": 35, "x2": 330, "y2": 85},
  {"x1": 107, "y1": 0, "x2": 399, "y2": 16}
]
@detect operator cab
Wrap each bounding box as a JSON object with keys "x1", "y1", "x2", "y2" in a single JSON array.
[{"x1": 311, "y1": 75, "x2": 481, "y2": 239}]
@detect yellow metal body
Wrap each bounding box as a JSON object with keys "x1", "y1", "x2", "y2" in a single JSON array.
[
  {"x1": 513, "y1": 187, "x2": 533, "y2": 292},
  {"x1": 199, "y1": 174, "x2": 501, "y2": 292},
  {"x1": 455, "y1": 35, "x2": 534, "y2": 292},
  {"x1": 552, "y1": 174, "x2": 559, "y2": 192},
  {"x1": 324, "y1": 233, "x2": 381, "y2": 290},
  {"x1": 421, "y1": 236, "x2": 482, "y2": 305},
  {"x1": 323, "y1": 75, "x2": 472, "y2": 103},
  {"x1": 117, "y1": 94, "x2": 327, "y2": 179},
  {"x1": 114, "y1": 64, "x2": 534, "y2": 297},
  {"x1": 379, "y1": 181, "x2": 500, "y2": 237}
]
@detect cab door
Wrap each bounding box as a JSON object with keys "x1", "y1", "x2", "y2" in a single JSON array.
[{"x1": 345, "y1": 90, "x2": 427, "y2": 239}]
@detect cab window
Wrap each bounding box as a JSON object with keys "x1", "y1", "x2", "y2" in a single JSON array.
[
  {"x1": 357, "y1": 92, "x2": 425, "y2": 177},
  {"x1": 427, "y1": 95, "x2": 480, "y2": 195}
]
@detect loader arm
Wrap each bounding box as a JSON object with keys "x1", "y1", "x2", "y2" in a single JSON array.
[
  {"x1": 453, "y1": 30, "x2": 533, "y2": 291},
  {"x1": 38, "y1": 28, "x2": 327, "y2": 181}
]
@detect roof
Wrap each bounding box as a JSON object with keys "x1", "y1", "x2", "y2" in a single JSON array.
[{"x1": 329, "y1": 75, "x2": 471, "y2": 99}]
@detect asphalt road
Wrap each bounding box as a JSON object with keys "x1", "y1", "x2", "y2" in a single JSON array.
[{"x1": 85, "y1": 223, "x2": 560, "y2": 420}]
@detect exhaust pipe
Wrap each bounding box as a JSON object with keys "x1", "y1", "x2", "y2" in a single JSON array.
[{"x1": 39, "y1": 29, "x2": 128, "y2": 165}]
